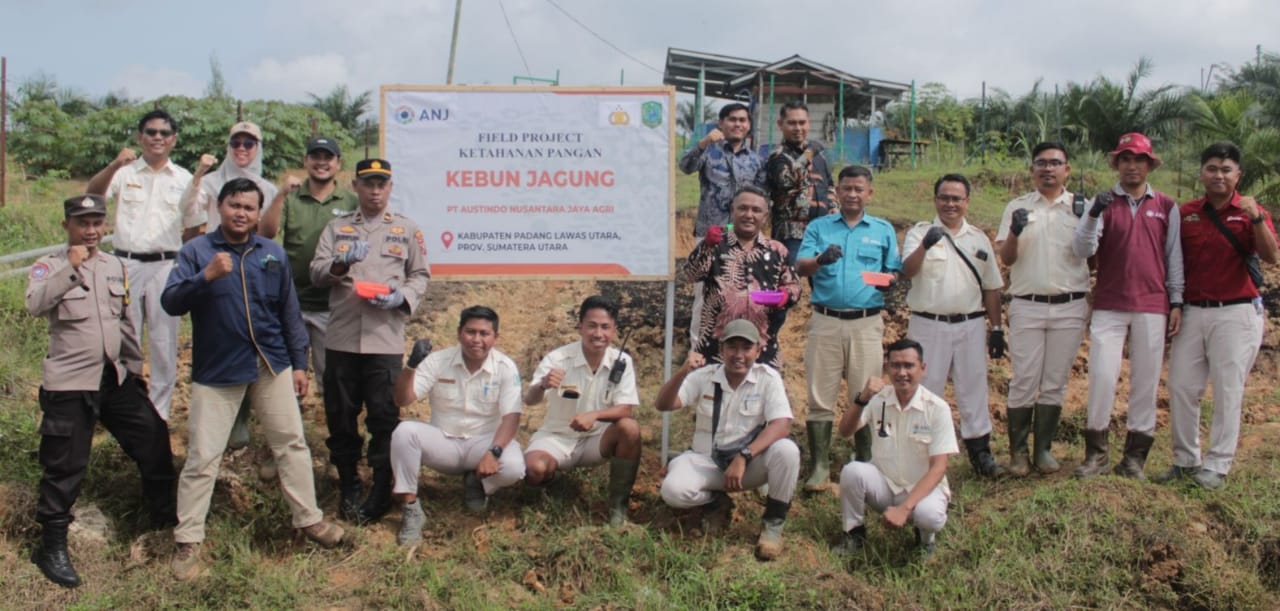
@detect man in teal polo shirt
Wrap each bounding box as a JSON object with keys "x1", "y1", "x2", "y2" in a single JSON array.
[
  {"x1": 796, "y1": 165, "x2": 901, "y2": 491},
  {"x1": 259, "y1": 136, "x2": 359, "y2": 382}
]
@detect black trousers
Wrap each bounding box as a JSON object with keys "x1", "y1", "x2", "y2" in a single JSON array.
[
  {"x1": 323, "y1": 350, "x2": 402, "y2": 471},
  {"x1": 36, "y1": 366, "x2": 176, "y2": 526}
]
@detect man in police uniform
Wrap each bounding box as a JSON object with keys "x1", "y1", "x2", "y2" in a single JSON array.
[
  {"x1": 995, "y1": 142, "x2": 1090, "y2": 475},
  {"x1": 259, "y1": 136, "x2": 358, "y2": 382},
  {"x1": 86, "y1": 109, "x2": 204, "y2": 420},
  {"x1": 655, "y1": 319, "x2": 800, "y2": 561},
  {"x1": 901, "y1": 174, "x2": 1005, "y2": 478},
  {"x1": 390, "y1": 306, "x2": 525, "y2": 545},
  {"x1": 796, "y1": 165, "x2": 902, "y2": 490},
  {"x1": 25, "y1": 194, "x2": 177, "y2": 588},
  {"x1": 834, "y1": 339, "x2": 958, "y2": 558},
  {"x1": 310, "y1": 159, "x2": 431, "y2": 524},
  {"x1": 523, "y1": 295, "x2": 642, "y2": 527}
]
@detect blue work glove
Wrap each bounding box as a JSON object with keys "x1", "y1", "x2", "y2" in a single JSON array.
[
  {"x1": 335, "y1": 240, "x2": 370, "y2": 266},
  {"x1": 369, "y1": 286, "x2": 406, "y2": 310}
]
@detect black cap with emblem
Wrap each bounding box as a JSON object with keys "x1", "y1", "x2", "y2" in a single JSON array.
[
  {"x1": 64, "y1": 194, "x2": 107, "y2": 218},
  {"x1": 355, "y1": 158, "x2": 392, "y2": 179}
]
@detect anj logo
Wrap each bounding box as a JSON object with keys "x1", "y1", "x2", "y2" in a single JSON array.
[
  {"x1": 394, "y1": 105, "x2": 415, "y2": 124},
  {"x1": 641, "y1": 101, "x2": 663, "y2": 128}
]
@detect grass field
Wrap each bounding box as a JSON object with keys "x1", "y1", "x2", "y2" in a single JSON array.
[{"x1": 1, "y1": 158, "x2": 1278, "y2": 609}]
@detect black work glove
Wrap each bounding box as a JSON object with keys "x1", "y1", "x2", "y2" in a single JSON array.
[
  {"x1": 816, "y1": 244, "x2": 843, "y2": 266},
  {"x1": 1088, "y1": 197, "x2": 1108, "y2": 219},
  {"x1": 406, "y1": 338, "x2": 433, "y2": 369},
  {"x1": 875, "y1": 276, "x2": 898, "y2": 293},
  {"x1": 988, "y1": 329, "x2": 1006, "y2": 359},
  {"x1": 1010, "y1": 208, "x2": 1030, "y2": 236},
  {"x1": 921, "y1": 226, "x2": 946, "y2": 250}
]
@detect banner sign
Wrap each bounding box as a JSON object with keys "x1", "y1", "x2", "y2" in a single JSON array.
[{"x1": 381, "y1": 85, "x2": 675, "y2": 279}]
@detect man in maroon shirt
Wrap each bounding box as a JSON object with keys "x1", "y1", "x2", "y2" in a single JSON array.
[
  {"x1": 1158, "y1": 142, "x2": 1277, "y2": 490},
  {"x1": 1071, "y1": 132, "x2": 1184, "y2": 480}
]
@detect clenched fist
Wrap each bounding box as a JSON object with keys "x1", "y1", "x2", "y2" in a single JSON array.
[
  {"x1": 816, "y1": 244, "x2": 843, "y2": 266},
  {"x1": 204, "y1": 252, "x2": 234, "y2": 282},
  {"x1": 1010, "y1": 208, "x2": 1030, "y2": 236},
  {"x1": 67, "y1": 245, "x2": 90, "y2": 268}
]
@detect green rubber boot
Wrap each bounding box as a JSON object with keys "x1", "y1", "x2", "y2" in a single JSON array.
[
  {"x1": 1006, "y1": 407, "x2": 1033, "y2": 476},
  {"x1": 1032, "y1": 404, "x2": 1062, "y2": 473},
  {"x1": 803, "y1": 421, "x2": 833, "y2": 491},
  {"x1": 607, "y1": 457, "x2": 639, "y2": 527}
]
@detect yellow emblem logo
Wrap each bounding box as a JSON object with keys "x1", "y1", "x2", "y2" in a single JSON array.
[{"x1": 339, "y1": 225, "x2": 355, "y2": 234}]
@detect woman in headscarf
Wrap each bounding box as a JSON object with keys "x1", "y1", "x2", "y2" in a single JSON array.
[{"x1": 181, "y1": 121, "x2": 279, "y2": 239}]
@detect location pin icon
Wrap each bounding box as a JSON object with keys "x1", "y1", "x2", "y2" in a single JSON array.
[{"x1": 441, "y1": 231, "x2": 454, "y2": 249}]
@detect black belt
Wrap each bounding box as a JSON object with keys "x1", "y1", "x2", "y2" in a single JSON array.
[
  {"x1": 913, "y1": 311, "x2": 986, "y2": 323},
  {"x1": 1187, "y1": 298, "x2": 1254, "y2": 308},
  {"x1": 813, "y1": 305, "x2": 881, "y2": 320},
  {"x1": 1014, "y1": 292, "x2": 1086, "y2": 304},
  {"x1": 114, "y1": 249, "x2": 177, "y2": 262}
]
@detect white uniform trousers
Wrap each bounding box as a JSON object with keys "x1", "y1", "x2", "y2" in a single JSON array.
[
  {"x1": 1167, "y1": 303, "x2": 1263, "y2": 475},
  {"x1": 1085, "y1": 310, "x2": 1166, "y2": 434},
  {"x1": 124, "y1": 258, "x2": 179, "y2": 420},
  {"x1": 907, "y1": 315, "x2": 990, "y2": 439},
  {"x1": 660, "y1": 439, "x2": 800, "y2": 508},
  {"x1": 838, "y1": 460, "x2": 949, "y2": 533},
  {"x1": 390, "y1": 421, "x2": 525, "y2": 496},
  {"x1": 1006, "y1": 298, "x2": 1088, "y2": 409}
]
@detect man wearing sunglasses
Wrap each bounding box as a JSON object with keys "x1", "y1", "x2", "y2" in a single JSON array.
[
  {"x1": 87, "y1": 109, "x2": 204, "y2": 421},
  {"x1": 834, "y1": 339, "x2": 957, "y2": 558},
  {"x1": 900, "y1": 174, "x2": 1005, "y2": 479}
]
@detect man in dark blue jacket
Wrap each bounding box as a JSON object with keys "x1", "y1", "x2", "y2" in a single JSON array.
[{"x1": 161, "y1": 177, "x2": 343, "y2": 582}]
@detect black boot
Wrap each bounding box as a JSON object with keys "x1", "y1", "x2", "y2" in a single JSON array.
[
  {"x1": 336, "y1": 463, "x2": 362, "y2": 522},
  {"x1": 963, "y1": 434, "x2": 1006, "y2": 478},
  {"x1": 1032, "y1": 404, "x2": 1063, "y2": 473},
  {"x1": 1006, "y1": 407, "x2": 1033, "y2": 476},
  {"x1": 143, "y1": 479, "x2": 178, "y2": 530},
  {"x1": 33, "y1": 521, "x2": 80, "y2": 588},
  {"x1": 606, "y1": 458, "x2": 639, "y2": 527},
  {"x1": 357, "y1": 467, "x2": 393, "y2": 524},
  {"x1": 1074, "y1": 429, "x2": 1110, "y2": 479},
  {"x1": 1113, "y1": 431, "x2": 1154, "y2": 480}
]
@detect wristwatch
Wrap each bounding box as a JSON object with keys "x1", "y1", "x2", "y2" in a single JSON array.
[
  {"x1": 489, "y1": 445, "x2": 503, "y2": 459},
  {"x1": 853, "y1": 395, "x2": 870, "y2": 407},
  {"x1": 738, "y1": 447, "x2": 754, "y2": 462},
  {"x1": 1252, "y1": 215, "x2": 1266, "y2": 225}
]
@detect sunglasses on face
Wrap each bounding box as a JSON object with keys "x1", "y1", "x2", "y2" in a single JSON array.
[
  {"x1": 229, "y1": 139, "x2": 258, "y2": 150},
  {"x1": 143, "y1": 128, "x2": 174, "y2": 138}
]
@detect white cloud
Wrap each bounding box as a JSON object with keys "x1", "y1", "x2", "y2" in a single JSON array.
[
  {"x1": 245, "y1": 53, "x2": 353, "y2": 101},
  {"x1": 109, "y1": 65, "x2": 204, "y2": 100}
]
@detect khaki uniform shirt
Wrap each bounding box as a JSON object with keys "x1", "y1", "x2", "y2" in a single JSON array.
[
  {"x1": 903, "y1": 218, "x2": 1002, "y2": 314},
  {"x1": 859, "y1": 385, "x2": 959, "y2": 498},
  {"x1": 677, "y1": 363, "x2": 793, "y2": 455},
  {"x1": 996, "y1": 190, "x2": 1091, "y2": 296},
  {"x1": 105, "y1": 158, "x2": 201, "y2": 253},
  {"x1": 310, "y1": 208, "x2": 431, "y2": 354},
  {"x1": 412, "y1": 346, "x2": 523, "y2": 439},
  {"x1": 25, "y1": 249, "x2": 141, "y2": 391},
  {"x1": 530, "y1": 342, "x2": 639, "y2": 439}
]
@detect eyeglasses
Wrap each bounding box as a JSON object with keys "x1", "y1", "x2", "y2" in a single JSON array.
[
  {"x1": 143, "y1": 128, "x2": 174, "y2": 138},
  {"x1": 1033, "y1": 159, "x2": 1066, "y2": 168},
  {"x1": 934, "y1": 195, "x2": 966, "y2": 204},
  {"x1": 229, "y1": 139, "x2": 258, "y2": 150}
]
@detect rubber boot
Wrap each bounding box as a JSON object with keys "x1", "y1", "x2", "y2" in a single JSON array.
[
  {"x1": 1112, "y1": 431, "x2": 1154, "y2": 480},
  {"x1": 227, "y1": 396, "x2": 252, "y2": 451},
  {"x1": 336, "y1": 463, "x2": 362, "y2": 522},
  {"x1": 1006, "y1": 407, "x2": 1033, "y2": 477},
  {"x1": 963, "y1": 434, "x2": 1007, "y2": 478},
  {"x1": 33, "y1": 521, "x2": 80, "y2": 588},
  {"x1": 143, "y1": 479, "x2": 178, "y2": 530},
  {"x1": 606, "y1": 457, "x2": 639, "y2": 527},
  {"x1": 852, "y1": 425, "x2": 873, "y2": 463},
  {"x1": 462, "y1": 471, "x2": 488, "y2": 514},
  {"x1": 1074, "y1": 429, "x2": 1110, "y2": 479},
  {"x1": 803, "y1": 421, "x2": 833, "y2": 491},
  {"x1": 1032, "y1": 404, "x2": 1062, "y2": 473},
  {"x1": 397, "y1": 500, "x2": 426, "y2": 546},
  {"x1": 700, "y1": 491, "x2": 733, "y2": 535},
  {"x1": 357, "y1": 467, "x2": 393, "y2": 524},
  {"x1": 833, "y1": 525, "x2": 867, "y2": 556},
  {"x1": 755, "y1": 498, "x2": 790, "y2": 561}
]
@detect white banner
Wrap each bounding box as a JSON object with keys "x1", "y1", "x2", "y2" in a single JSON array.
[{"x1": 381, "y1": 86, "x2": 675, "y2": 279}]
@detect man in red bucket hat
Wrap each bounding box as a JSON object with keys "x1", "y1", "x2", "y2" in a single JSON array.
[{"x1": 1071, "y1": 132, "x2": 1184, "y2": 480}]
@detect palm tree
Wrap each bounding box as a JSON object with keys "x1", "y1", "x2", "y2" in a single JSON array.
[
  {"x1": 1189, "y1": 89, "x2": 1280, "y2": 201},
  {"x1": 1063, "y1": 57, "x2": 1190, "y2": 152},
  {"x1": 306, "y1": 85, "x2": 372, "y2": 131},
  {"x1": 676, "y1": 99, "x2": 717, "y2": 139}
]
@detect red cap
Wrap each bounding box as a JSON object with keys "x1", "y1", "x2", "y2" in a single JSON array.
[{"x1": 1108, "y1": 132, "x2": 1161, "y2": 169}]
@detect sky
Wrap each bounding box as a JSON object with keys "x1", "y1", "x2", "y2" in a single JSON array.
[{"x1": 0, "y1": 0, "x2": 1274, "y2": 107}]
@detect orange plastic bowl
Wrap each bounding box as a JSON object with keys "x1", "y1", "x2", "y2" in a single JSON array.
[
  {"x1": 354, "y1": 281, "x2": 391, "y2": 299},
  {"x1": 861, "y1": 271, "x2": 894, "y2": 287}
]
